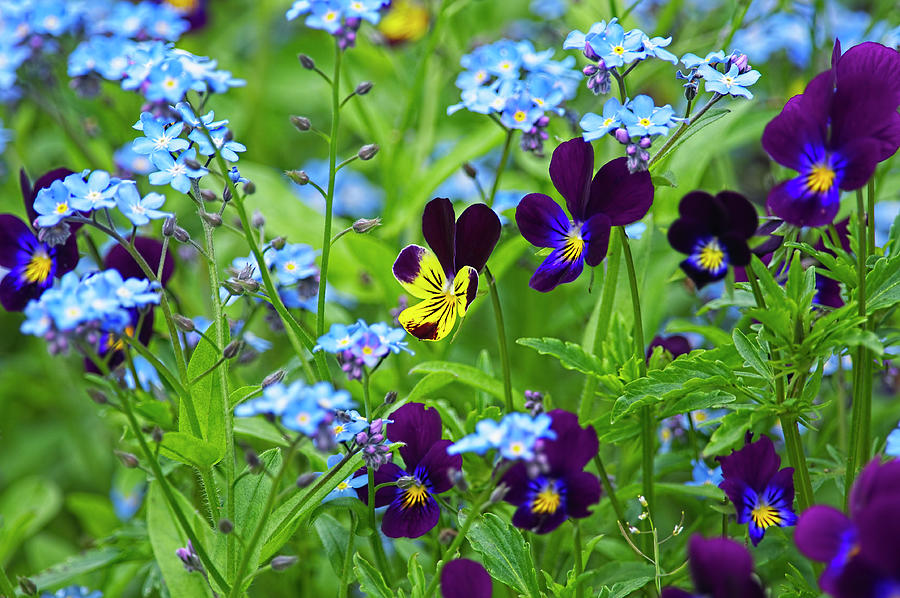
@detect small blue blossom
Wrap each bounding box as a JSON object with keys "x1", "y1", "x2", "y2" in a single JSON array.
[
  {"x1": 123, "y1": 355, "x2": 163, "y2": 392},
  {"x1": 351, "y1": 328, "x2": 389, "y2": 368},
  {"x1": 114, "y1": 144, "x2": 155, "y2": 176},
  {"x1": 315, "y1": 322, "x2": 363, "y2": 353},
  {"x1": 282, "y1": 392, "x2": 330, "y2": 436},
  {"x1": 448, "y1": 412, "x2": 557, "y2": 460},
  {"x1": 685, "y1": 459, "x2": 724, "y2": 487},
  {"x1": 530, "y1": 0, "x2": 567, "y2": 19},
  {"x1": 64, "y1": 170, "x2": 119, "y2": 211},
  {"x1": 111, "y1": 485, "x2": 145, "y2": 521},
  {"x1": 699, "y1": 63, "x2": 761, "y2": 98},
  {"x1": 145, "y1": 59, "x2": 193, "y2": 103},
  {"x1": 589, "y1": 23, "x2": 645, "y2": 68},
  {"x1": 580, "y1": 97, "x2": 624, "y2": 141},
  {"x1": 149, "y1": 148, "x2": 208, "y2": 194},
  {"x1": 40, "y1": 586, "x2": 102, "y2": 598},
  {"x1": 367, "y1": 321, "x2": 412, "y2": 355},
  {"x1": 115, "y1": 182, "x2": 171, "y2": 226},
  {"x1": 0, "y1": 119, "x2": 12, "y2": 155},
  {"x1": 320, "y1": 454, "x2": 368, "y2": 503},
  {"x1": 34, "y1": 179, "x2": 75, "y2": 227},
  {"x1": 619, "y1": 95, "x2": 677, "y2": 137},
  {"x1": 886, "y1": 424, "x2": 900, "y2": 457},
  {"x1": 132, "y1": 112, "x2": 188, "y2": 157},
  {"x1": 271, "y1": 244, "x2": 318, "y2": 285},
  {"x1": 640, "y1": 34, "x2": 679, "y2": 64},
  {"x1": 329, "y1": 410, "x2": 368, "y2": 443},
  {"x1": 189, "y1": 127, "x2": 246, "y2": 162},
  {"x1": 307, "y1": 381, "x2": 355, "y2": 411},
  {"x1": 680, "y1": 50, "x2": 727, "y2": 69}
]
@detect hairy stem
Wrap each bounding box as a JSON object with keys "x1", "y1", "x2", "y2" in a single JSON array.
[{"x1": 485, "y1": 267, "x2": 513, "y2": 412}]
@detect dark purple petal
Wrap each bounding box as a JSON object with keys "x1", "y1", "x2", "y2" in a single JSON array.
[
  {"x1": 455, "y1": 203, "x2": 501, "y2": 272},
  {"x1": 582, "y1": 213, "x2": 611, "y2": 267},
  {"x1": 766, "y1": 178, "x2": 840, "y2": 228},
  {"x1": 104, "y1": 237, "x2": 175, "y2": 285},
  {"x1": 381, "y1": 494, "x2": 440, "y2": 538},
  {"x1": 417, "y1": 439, "x2": 462, "y2": 494},
  {"x1": 832, "y1": 558, "x2": 884, "y2": 598},
  {"x1": 441, "y1": 559, "x2": 492, "y2": 598},
  {"x1": 676, "y1": 191, "x2": 725, "y2": 235},
  {"x1": 0, "y1": 215, "x2": 31, "y2": 269},
  {"x1": 515, "y1": 193, "x2": 570, "y2": 248},
  {"x1": 647, "y1": 335, "x2": 692, "y2": 360},
  {"x1": 854, "y1": 496, "x2": 900, "y2": 578},
  {"x1": 528, "y1": 245, "x2": 584, "y2": 292},
  {"x1": 835, "y1": 42, "x2": 900, "y2": 106},
  {"x1": 688, "y1": 535, "x2": 762, "y2": 598},
  {"x1": 500, "y1": 462, "x2": 531, "y2": 506},
  {"x1": 815, "y1": 274, "x2": 844, "y2": 308},
  {"x1": 511, "y1": 502, "x2": 567, "y2": 534},
  {"x1": 543, "y1": 409, "x2": 598, "y2": 475},
  {"x1": 54, "y1": 230, "x2": 81, "y2": 275},
  {"x1": 564, "y1": 471, "x2": 602, "y2": 519},
  {"x1": 716, "y1": 434, "x2": 780, "y2": 494},
  {"x1": 355, "y1": 462, "x2": 404, "y2": 508},
  {"x1": 762, "y1": 95, "x2": 827, "y2": 172},
  {"x1": 660, "y1": 589, "x2": 694, "y2": 598},
  {"x1": 849, "y1": 458, "x2": 900, "y2": 519},
  {"x1": 680, "y1": 258, "x2": 726, "y2": 289},
  {"x1": 549, "y1": 138, "x2": 594, "y2": 221},
  {"x1": 422, "y1": 197, "x2": 456, "y2": 277},
  {"x1": 668, "y1": 218, "x2": 706, "y2": 255},
  {"x1": 586, "y1": 157, "x2": 654, "y2": 226},
  {"x1": 27, "y1": 168, "x2": 76, "y2": 229},
  {"x1": 719, "y1": 233, "x2": 751, "y2": 267},
  {"x1": 0, "y1": 274, "x2": 41, "y2": 312},
  {"x1": 717, "y1": 191, "x2": 758, "y2": 240},
  {"x1": 794, "y1": 505, "x2": 853, "y2": 563},
  {"x1": 388, "y1": 402, "x2": 442, "y2": 471},
  {"x1": 836, "y1": 137, "x2": 881, "y2": 191}
]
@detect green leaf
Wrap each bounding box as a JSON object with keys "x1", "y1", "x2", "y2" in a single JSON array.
[
  {"x1": 183, "y1": 331, "x2": 227, "y2": 462},
  {"x1": 19, "y1": 549, "x2": 124, "y2": 595},
  {"x1": 159, "y1": 432, "x2": 222, "y2": 469},
  {"x1": 866, "y1": 255, "x2": 900, "y2": 312},
  {"x1": 380, "y1": 371, "x2": 457, "y2": 417},
  {"x1": 407, "y1": 553, "x2": 426, "y2": 598},
  {"x1": 409, "y1": 361, "x2": 518, "y2": 402},
  {"x1": 516, "y1": 337, "x2": 604, "y2": 377},
  {"x1": 308, "y1": 497, "x2": 373, "y2": 537},
  {"x1": 652, "y1": 108, "x2": 731, "y2": 164},
  {"x1": 703, "y1": 411, "x2": 752, "y2": 456},
  {"x1": 146, "y1": 483, "x2": 215, "y2": 598},
  {"x1": 658, "y1": 389, "x2": 736, "y2": 419},
  {"x1": 234, "y1": 418, "x2": 288, "y2": 446},
  {"x1": 0, "y1": 476, "x2": 62, "y2": 563},
  {"x1": 353, "y1": 553, "x2": 393, "y2": 598},
  {"x1": 313, "y1": 513, "x2": 351, "y2": 576},
  {"x1": 464, "y1": 512, "x2": 541, "y2": 598},
  {"x1": 229, "y1": 385, "x2": 261, "y2": 409},
  {"x1": 234, "y1": 449, "x2": 281, "y2": 572},
  {"x1": 651, "y1": 170, "x2": 677, "y2": 188},
  {"x1": 732, "y1": 329, "x2": 773, "y2": 380},
  {"x1": 66, "y1": 493, "x2": 120, "y2": 538}
]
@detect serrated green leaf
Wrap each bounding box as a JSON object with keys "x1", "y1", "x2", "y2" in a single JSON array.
[
  {"x1": 353, "y1": 553, "x2": 393, "y2": 598},
  {"x1": 158, "y1": 432, "x2": 222, "y2": 469},
  {"x1": 463, "y1": 512, "x2": 541, "y2": 598},
  {"x1": 658, "y1": 390, "x2": 736, "y2": 418},
  {"x1": 183, "y1": 331, "x2": 227, "y2": 462},
  {"x1": 703, "y1": 411, "x2": 752, "y2": 456},
  {"x1": 516, "y1": 337, "x2": 604, "y2": 377},
  {"x1": 407, "y1": 553, "x2": 425, "y2": 598},
  {"x1": 866, "y1": 254, "x2": 900, "y2": 312},
  {"x1": 732, "y1": 329, "x2": 773, "y2": 380}
]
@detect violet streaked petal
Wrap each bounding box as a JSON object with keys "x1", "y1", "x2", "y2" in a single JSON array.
[
  {"x1": 582, "y1": 213, "x2": 612, "y2": 267},
  {"x1": 719, "y1": 233, "x2": 751, "y2": 267},
  {"x1": 454, "y1": 203, "x2": 501, "y2": 273},
  {"x1": 381, "y1": 494, "x2": 440, "y2": 538},
  {"x1": 586, "y1": 157, "x2": 653, "y2": 226},
  {"x1": 762, "y1": 100, "x2": 826, "y2": 172},
  {"x1": 549, "y1": 138, "x2": 594, "y2": 221},
  {"x1": 388, "y1": 402, "x2": 443, "y2": 471},
  {"x1": 355, "y1": 462, "x2": 404, "y2": 508},
  {"x1": 393, "y1": 245, "x2": 446, "y2": 298},
  {"x1": 766, "y1": 178, "x2": 840, "y2": 228},
  {"x1": 515, "y1": 193, "x2": 570, "y2": 248},
  {"x1": 441, "y1": 559, "x2": 492, "y2": 598},
  {"x1": 794, "y1": 505, "x2": 853, "y2": 564},
  {"x1": 417, "y1": 439, "x2": 462, "y2": 494},
  {"x1": 528, "y1": 245, "x2": 584, "y2": 292},
  {"x1": 563, "y1": 471, "x2": 602, "y2": 519},
  {"x1": 422, "y1": 197, "x2": 456, "y2": 277},
  {"x1": 854, "y1": 496, "x2": 900, "y2": 577},
  {"x1": 716, "y1": 434, "x2": 780, "y2": 494},
  {"x1": 836, "y1": 137, "x2": 881, "y2": 191},
  {"x1": 0, "y1": 215, "x2": 31, "y2": 269}
]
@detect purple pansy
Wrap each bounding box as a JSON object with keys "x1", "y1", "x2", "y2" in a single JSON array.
[
  {"x1": 0, "y1": 169, "x2": 80, "y2": 312},
  {"x1": 500, "y1": 409, "x2": 602, "y2": 534},
  {"x1": 661, "y1": 535, "x2": 764, "y2": 598},
  {"x1": 795, "y1": 458, "x2": 900, "y2": 598},
  {"x1": 647, "y1": 334, "x2": 692, "y2": 361},
  {"x1": 761, "y1": 41, "x2": 900, "y2": 227},
  {"x1": 716, "y1": 433, "x2": 797, "y2": 545},
  {"x1": 515, "y1": 138, "x2": 654, "y2": 292},
  {"x1": 356, "y1": 402, "x2": 461, "y2": 538},
  {"x1": 668, "y1": 191, "x2": 758, "y2": 289},
  {"x1": 440, "y1": 559, "x2": 492, "y2": 598}
]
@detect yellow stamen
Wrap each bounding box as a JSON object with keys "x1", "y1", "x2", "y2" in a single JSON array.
[
  {"x1": 532, "y1": 482, "x2": 561, "y2": 515},
  {"x1": 806, "y1": 164, "x2": 836, "y2": 193},
  {"x1": 513, "y1": 110, "x2": 527, "y2": 123},
  {"x1": 401, "y1": 482, "x2": 430, "y2": 509},
  {"x1": 337, "y1": 481, "x2": 350, "y2": 491},
  {"x1": 55, "y1": 202, "x2": 69, "y2": 215},
  {"x1": 612, "y1": 45, "x2": 625, "y2": 55},
  {"x1": 697, "y1": 239, "x2": 725, "y2": 272},
  {"x1": 24, "y1": 250, "x2": 53, "y2": 284},
  {"x1": 561, "y1": 229, "x2": 585, "y2": 263},
  {"x1": 638, "y1": 117, "x2": 652, "y2": 127},
  {"x1": 750, "y1": 501, "x2": 782, "y2": 529}
]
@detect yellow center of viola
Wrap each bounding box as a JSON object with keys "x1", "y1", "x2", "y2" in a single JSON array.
[
  {"x1": 638, "y1": 117, "x2": 652, "y2": 127},
  {"x1": 807, "y1": 164, "x2": 836, "y2": 193},
  {"x1": 165, "y1": 0, "x2": 199, "y2": 10},
  {"x1": 24, "y1": 250, "x2": 53, "y2": 284},
  {"x1": 513, "y1": 110, "x2": 527, "y2": 123},
  {"x1": 532, "y1": 482, "x2": 561, "y2": 515},
  {"x1": 55, "y1": 202, "x2": 69, "y2": 214},
  {"x1": 107, "y1": 325, "x2": 135, "y2": 352},
  {"x1": 561, "y1": 228, "x2": 585, "y2": 263},
  {"x1": 612, "y1": 45, "x2": 625, "y2": 55},
  {"x1": 697, "y1": 239, "x2": 725, "y2": 272},
  {"x1": 401, "y1": 482, "x2": 430, "y2": 509},
  {"x1": 750, "y1": 500, "x2": 781, "y2": 529}
]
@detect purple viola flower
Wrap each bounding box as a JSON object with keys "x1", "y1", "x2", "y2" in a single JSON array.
[
  {"x1": 392, "y1": 198, "x2": 501, "y2": 341},
  {"x1": 761, "y1": 41, "x2": 900, "y2": 228},
  {"x1": 440, "y1": 559, "x2": 492, "y2": 598},
  {"x1": 646, "y1": 334, "x2": 692, "y2": 361},
  {"x1": 0, "y1": 169, "x2": 80, "y2": 312},
  {"x1": 716, "y1": 433, "x2": 797, "y2": 546},
  {"x1": 661, "y1": 535, "x2": 764, "y2": 598},
  {"x1": 356, "y1": 402, "x2": 461, "y2": 538},
  {"x1": 515, "y1": 138, "x2": 654, "y2": 292},
  {"x1": 500, "y1": 409, "x2": 602, "y2": 534},
  {"x1": 668, "y1": 191, "x2": 758, "y2": 289},
  {"x1": 795, "y1": 458, "x2": 900, "y2": 598}
]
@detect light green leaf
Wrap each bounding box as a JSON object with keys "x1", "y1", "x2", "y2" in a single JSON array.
[
  {"x1": 866, "y1": 254, "x2": 900, "y2": 312},
  {"x1": 0, "y1": 476, "x2": 62, "y2": 563},
  {"x1": 516, "y1": 337, "x2": 604, "y2": 377},
  {"x1": 409, "y1": 361, "x2": 518, "y2": 402},
  {"x1": 234, "y1": 449, "x2": 281, "y2": 572},
  {"x1": 313, "y1": 513, "x2": 351, "y2": 576},
  {"x1": 732, "y1": 329, "x2": 773, "y2": 380},
  {"x1": 353, "y1": 553, "x2": 393, "y2": 598},
  {"x1": 18, "y1": 549, "x2": 124, "y2": 595},
  {"x1": 464, "y1": 512, "x2": 541, "y2": 598},
  {"x1": 183, "y1": 331, "x2": 227, "y2": 462},
  {"x1": 380, "y1": 371, "x2": 457, "y2": 417},
  {"x1": 159, "y1": 432, "x2": 222, "y2": 469},
  {"x1": 407, "y1": 553, "x2": 425, "y2": 598}
]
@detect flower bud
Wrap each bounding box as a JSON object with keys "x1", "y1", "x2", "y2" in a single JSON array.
[
  {"x1": 223, "y1": 340, "x2": 244, "y2": 359},
  {"x1": 173, "y1": 226, "x2": 190, "y2": 243},
  {"x1": 352, "y1": 217, "x2": 381, "y2": 234},
  {"x1": 251, "y1": 210, "x2": 265, "y2": 228},
  {"x1": 489, "y1": 483, "x2": 510, "y2": 504},
  {"x1": 200, "y1": 189, "x2": 218, "y2": 202},
  {"x1": 438, "y1": 528, "x2": 458, "y2": 545},
  {"x1": 115, "y1": 450, "x2": 139, "y2": 468},
  {"x1": 271, "y1": 555, "x2": 299, "y2": 571},
  {"x1": 298, "y1": 54, "x2": 315, "y2": 69},
  {"x1": 218, "y1": 518, "x2": 234, "y2": 534},
  {"x1": 201, "y1": 212, "x2": 222, "y2": 227},
  {"x1": 238, "y1": 279, "x2": 260, "y2": 293},
  {"x1": 18, "y1": 576, "x2": 38, "y2": 596},
  {"x1": 450, "y1": 469, "x2": 468, "y2": 492},
  {"x1": 185, "y1": 158, "x2": 203, "y2": 170},
  {"x1": 614, "y1": 128, "x2": 630, "y2": 145},
  {"x1": 223, "y1": 186, "x2": 233, "y2": 202},
  {"x1": 243, "y1": 181, "x2": 256, "y2": 195},
  {"x1": 383, "y1": 391, "x2": 397, "y2": 405},
  {"x1": 583, "y1": 43, "x2": 600, "y2": 62},
  {"x1": 297, "y1": 472, "x2": 317, "y2": 487},
  {"x1": 152, "y1": 427, "x2": 164, "y2": 443},
  {"x1": 290, "y1": 115, "x2": 311, "y2": 131},
  {"x1": 173, "y1": 314, "x2": 195, "y2": 332},
  {"x1": 245, "y1": 449, "x2": 261, "y2": 471},
  {"x1": 286, "y1": 170, "x2": 309, "y2": 185},
  {"x1": 271, "y1": 236, "x2": 286, "y2": 250},
  {"x1": 396, "y1": 475, "x2": 417, "y2": 489},
  {"x1": 355, "y1": 81, "x2": 373, "y2": 95},
  {"x1": 87, "y1": 388, "x2": 108, "y2": 404},
  {"x1": 222, "y1": 280, "x2": 243, "y2": 295},
  {"x1": 462, "y1": 162, "x2": 478, "y2": 178},
  {"x1": 162, "y1": 216, "x2": 177, "y2": 236},
  {"x1": 732, "y1": 53, "x2": 750, "y2": 73},
  {"x1": 262, "y1": 369, "x2": 286, "y2": 388},
  {"x1": 638, "y1": 136, "x2": 652, "y2": 149},
  {"x1": 357, "y1": 144, "x2": 379, "y2": 160}
]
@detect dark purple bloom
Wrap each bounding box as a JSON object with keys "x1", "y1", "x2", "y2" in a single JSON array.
[
  {"x1": 661, "y1": 535, "x2": 764, "y2": 598},
  {"x1": 500, "y1": 409, "x2": 601, "y2": 534},
  {"x1": 392, "y1": 197, "x2": 501, "y2": 341},
  {"x1": 356, "y1": 402, "x2": 461, "y2": 538},
  {"x1": 440, "y1": 559, "x2": 492, "y2": 598},
  {"x1": 795, "y1": 458, "x2": 900, "y2": 598},
  {"x1": 0, "y1": 169, "x2": 80, "y2": 312},
  {"x1": 515, "y1": 138, "x2": 654, "y2": 292},
  {"x1": 668, "y1": 191, "x2": 758, "y2": 289},
  {"x1": 762, "y1": 41, "x2": 900, "y2": 227},
  {"x1": 716, "y1": 433, "x2": 797, "y2": 545},
  {"x1": 647, "y1": 335, "x2": 692, "y2": 361}
]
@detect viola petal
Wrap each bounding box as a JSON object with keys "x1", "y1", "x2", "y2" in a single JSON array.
[
  {"x1": 398, "y1": 295, "x2": 458, "y2": 341},
  {"x1": 515, "y1": 193, "x2": 570, "y2": 248},
  {"x1": 104, "y1": 237, "x2": 175, "y2": 285},
  {"x1": 355, "y1": 462, "x2": 404, "y2": 508},
  {"x1": 766, "y1": 178, "x2": 840, "y2": 228},
  {"x1": 393, "y1": 245, "x2": 446, "y2": 299},
  {"x1": 454, "y1": 265, "x2": 478, "y2": 313},
  {"x1": 0, "y1": 273, "x2": 41, "y2": 312},
  {"x1": 586, "y1": 157, "x2": 654, "y2": 226},
  {"x1": 422, "y1": 197, "x2": 456, "y2": 277},
  {"x1": 511, "y1": 502, "x2": 567, "y2": 534},
  {"x1": 381, "y1": 494, "x2": 440, "y2": 538},
  {"x1": 528, "y1": 244, "x2": 584, "y2": 292},
  {"x1": 549, "y1": 138, "x2": 594, "y2": 221},
  {"x1": 441, "y1": 559, "x2": 492, "y2": 598},
  {"x1": 717, "y1": 191, "x2": 759, "y2": 239},
  {"x1": 0, "y1": 215, "x2": 32, "y2": 270},
  {"x1": 794, "y1": 505, "x2": 853, "y2": 564},
  {"x1": 582, "y1": 212, "x2": 611, "y2": 267},
  {"x1": 388, "y1": 403, "x2": 443, "y2": 471},
  {"x1": 564, "y1": 471, "x2": 602, "y2": 518},
  {"x1": 416, "y1": 439, "x2": 461, "y2": 494},
  {"x1": 762, "y1": 96, "x2": 827, "y2": 173},
  {"x1": 455, "y1": 203, "x2": 501, "y2": 272}
]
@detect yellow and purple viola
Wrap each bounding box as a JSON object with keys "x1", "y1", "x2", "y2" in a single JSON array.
[
  {"x1": 515, "y1": 138, "x2": 653, "y2": 292},
  {"x1": 0, "y1": 169, "x2": 80, "y2": 312},
  {"x1": 717, "y1": 433, "x2": 797, "y2": 546},
  {"x1": 392, "y1": 197, "x2": 500, "y2": 341},
  {"x1": 667, "y1": 190, "x2": 758, "y2": 289},
  {"x1": 761, "y1": 41, "x2": 900, "y2": 228}
]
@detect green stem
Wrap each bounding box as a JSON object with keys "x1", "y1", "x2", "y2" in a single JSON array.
[
  {"x1": 867, "y1": 179, "x2": 876, "y2": 256},
  {"x1": 648, "y1": 94, "x2": 723, "y2": 169},
  {"x1": 485, "y1": 267, "x2": 513, "y2": 412},
  {"x1": 782, "y1": 417, "x2": 813, "y2": 512},
  {"x1": 578, "y1": 232, "x2": 620, "y2": 421},
  {"x1": 227, "y1": 437, "x2": 302, "y2": 598},
  {"x1": 338, "y1": 513, "x2": 357, "y2": 598},
  {"x1": 592, "y1": 454, "x2": 630, "y2": 542},
  {"x1": 316, "y1": 40, "x2": 343, "y2": 339},
  {"x1": 0, "y1": 563, "x2": 16, "y2": 598},
  {"x1": 362, "y1": 370, "x2": 391, "y2": 574},
  {"x1": 422, "y1": 495, "x2": 491, "y2": 598},
  {"x1": 612, "y1": 70, "x2": 628, "y2": 103},
  {"x1": 573, "y1": 522, "x2": 584, "y2": 598},
  {"x1": 487, "y1": 128, "x2": 515, "y2": 208}
]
